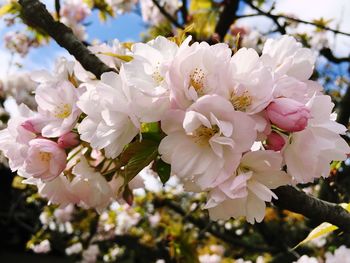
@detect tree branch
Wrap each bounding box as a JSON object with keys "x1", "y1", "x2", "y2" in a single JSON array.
[
  {"x1": 151, "y1": 0, "x2": 184, "y2": 29},
  {"x1": 336, "y1": 84, "x2": 350, "y2": 127},
  {"x1": 18, "y1": 0, "x2": 115, "y2": 79},
  {"x1": 242, "y1": 1, "x2": 350, "y2": 37},
  {"x1": 244, "y1": 0, "x2": 286, "y2": 34},
  {"x1": 277, "y1": 15, "x2": 350, "y2": 37},
  {"x1": 320, "y1": 48, "x2": 350, "y2": 64},
  {"x1": 214, "y1": 0, "x2": 240, "y2": 41},
  {"x1": 180, "y1": 0, "x2": 188, "y2": 25},
  {"x1": 273, "y1": 186, "x2": 350, "y2": 232}
]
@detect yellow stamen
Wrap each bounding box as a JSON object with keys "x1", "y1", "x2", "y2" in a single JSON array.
[
  {"x1": 39, "y1": 152, "x2": 51, "y2": 162},
  {"x1": 230, "y1": 91, "x2": 252, "y2": 111},
  {"x1": 190, "y1": 67, "x2": 205, "y2": 95},
  {"x1": 192, "y1": 125, "x2": 219, "y2": 145},
  {"x1": 54, "y1": 103, "x2": 72, "y2": 119}
]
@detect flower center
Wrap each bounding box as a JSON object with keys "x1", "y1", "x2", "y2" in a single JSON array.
[
  {"x1": 237, "y1": 165, "x2": 250, "y2": 174},
  {"x1": 230, "y1": 91, "x2": 252, "y2": 111},
  {"x1": 39, "y1": 151, "x2": 52, "y2": 163},
  {"x1": 190, "y1": 67, "x2": 205, "y2": 95},
  {"x1": 192, "y1": 125, "x2": 219, "y2": 145},
  {"x1": 152, "y1": 62, "x2": 164, "y2": 84},
  {"x1": 54, "y1": 103, "x2": 72, "y2": 119}
]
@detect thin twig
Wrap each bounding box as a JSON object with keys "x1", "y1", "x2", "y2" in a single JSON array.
[
  {"x1": 151, "y1": 0, "x2": 184, "y2": 29},
  {"x1": 214, "y1": 0, "x2": 240, "y2": 41},
  {"x1": 242, "y1": 0, "x2": 350, "y2": 37}
]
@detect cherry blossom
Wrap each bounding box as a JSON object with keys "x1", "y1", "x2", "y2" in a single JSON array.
[
  {"x1": 71, "y1": 157, "x2": 113, "y2": 213},
  {"x1": 205, "y1": 150, "x2": 290, "y2": 223},
  {"x1": 77, "y1": 72, "x2": 139, "y2": 158},
  {"x1": 159, "y1": 95, "x2": 256, "y2": 190},
  {"x1": 122, "y1": 36, "x2": 178, "y2": 121},
  {"x1": 168, "y1": 37, "x2": 232, "y2": 109},
  {"x1": 33, "y1": 80, "x2": 81, "y2": 137},
  {"x1": 20, "y1": 138, "x2": 67, "y2": 181}
]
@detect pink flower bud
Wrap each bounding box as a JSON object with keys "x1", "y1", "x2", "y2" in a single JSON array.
[
  {"x1": 21, "y1": 120, "x2": 38, "y2": 133},
  {"x1": 58, "y1": 132, "x2": 79, "y2": 149},
  {"x1": 266, "y1": 98, "x2": 311, "y2": 132},
  {"x1": 23, "y1": 139, "x2": 67, "y2": 181},
  {"x1": 265, "y1": 132, "x2": 286, "y2": 151}
]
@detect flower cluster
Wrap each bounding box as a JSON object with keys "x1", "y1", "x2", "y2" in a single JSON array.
[
  {"x1": 59, "y1": 0, "x2": 91, "y2": 41},
  {"x1": 3, "y1": 31, "x2": 37, "y2": 56},
  {"x1": 0, "y1": 35, "x2": 348, "y2": 223}
]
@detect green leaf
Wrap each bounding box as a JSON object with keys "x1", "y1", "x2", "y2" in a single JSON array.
[
  {"x1": 154, "y1": 159, "x2": 171, "y2": 184},
  {"x1": 122, "y1": 140, "x2": 158, "y2": 185},
  {"x1": 295, "y1": 203, "x2": 350, "y2": 248},
  {"x1": 0, "y1": 3, "x2": 13, "y2": 17},
  {"x1": 189, "y1": 0, "x2": 212, "y2": 12},
  {"x1": 141, "y1": 122, "x2": 159, "y2": 133},
  {"x1": 97, "y1": 52, "x2": 133, "y2": 62}
]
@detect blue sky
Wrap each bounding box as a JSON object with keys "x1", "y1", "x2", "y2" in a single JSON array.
[
  {"x1": 0, "y1": 0, "x2": 349, "y2": 77},
  {"x1": 0, "y1": 7, "x2": 146, "y2": 76}
]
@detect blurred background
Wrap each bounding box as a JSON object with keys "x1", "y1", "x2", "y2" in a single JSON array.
[{"x1": 0, "y1": 0, "x2": 350, "y2": 262}]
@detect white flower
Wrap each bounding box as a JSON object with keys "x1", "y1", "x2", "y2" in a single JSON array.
[
  {"x1": 78, "y1": 72, "x2": 139, "y2": 158},
  {"x1": 61, "y1": 18, "x2": 87, "y2": 41},
  {"x1": 159, "y1": 95, "x2": 256, "y2": 191},
  {"x1": 1, "y1": 72, "x2": 37, "y2": 109},
  {"x1": 31, "y1": 57, "x2": 75, "y2": 85},
  {"x1": 272, "y1": 76, "x2": 323, "y2": 104},
  {"x1": 115, "y1": 205, "x2": 141, "y2": 234},
  {"x1": 71, "y1": 157, "x2": 113, "y2": 213},
  {"x1": 168, "y1": 37, "x2": 232, "y2": 109},
  {"x1": 27, "y1": 175, "x2": 78, "y2": 207},
  {"x1": 0, "y1": 104, "x2": 36, "y2": 171},
  {"x1": 206, "y1": 150, "x2": 290, "y2": 223},
  {"x1": 140, "y1": 0, "x2": 180, "y2": 25},
  {"x1": 66, "y1": 242, "x2": 83, "y2": 255},
  {"x1": 221, "y1": 47, "x2": 274, "y2": 114},
  {"x1": 34, "y1": 80, "x2": 81, "y2": 137},
  {"x1": 325, "y1": 246, "x2": 350, "y2": 263},
  {"x1": 261, "y1": 35, "x2": 315, "y2": 81},
  {"x1": 81, "y1": 245, "x2": 100, "y2": 263},
  {"x1": 107, "y1": 0, "x2": 137, "y2": 14},
  {"x1": 31, "y1": 240, "x2": 51, "y2": 254},
  {"x1": 293, "y1": 255, "x2": 319, "y2": 263},
  {"x1": 60, "y1": 0, "x2": 91, "y2": 22},
  {"x1": 4, "y1": 31, "x2": 31, "y2": 56},
  {"x1": 20, "y1": 138, "x2": 67, "y2": 181},
  {"x1": 54, "y1": 204, "x2": 75, "y2": 223},
  {"x1": 121, "y1": 36, "x2": 178, "y2": 122},
  {"x1": 198, "y1": 254, "x2": 222, "y2": 263},
  {"x1": 284, "y1": 95, "x2": 350, "y2": 183}
]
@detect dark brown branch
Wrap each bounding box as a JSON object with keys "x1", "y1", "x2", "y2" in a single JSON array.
[
  {"x1": 273, "y1": 186, "x2": 350, "y2": 232},
  {"x1": 214, "y1": 0, "x2": 240, "y2": 41},
  {"x1": 242, "y1": 1, "x2": 350, "y2": 37},
  {"x1": 336, "y1": 84, "x2": 350, "y2": 127},
  {"x1": 278, "y1": 15, "x2": 350, "y2": 37},
  {"x1": 320, "y1": 48, "x2": 350, "y2": 64},
  {"x1": 55, "y1": 0, "x2": 60, "y2": 19},
  {"x1": 151, "y1": 0, "x2": 184, "y2": 29},
  {"x1": 180, "y1": 0, "x2": 188, "y2": 25},
  {"x1": 154, "y1": 198, "x2": 276, "y2": 252},
  {"x1": 18, "y1": 0, "x2": 115, "y2": 79},
  {"x1": 244, "y1": 0, "x2": 286, "y2": 34}
]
